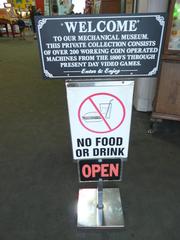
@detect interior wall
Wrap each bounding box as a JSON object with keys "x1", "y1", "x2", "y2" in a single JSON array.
[{"x1": 133, "y1": 0, "x2": 169, "y2": 112}]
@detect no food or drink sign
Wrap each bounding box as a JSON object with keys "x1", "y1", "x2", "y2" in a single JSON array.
[{"x1": 66, "y1": 81, "x2": 134, "y2": 160}]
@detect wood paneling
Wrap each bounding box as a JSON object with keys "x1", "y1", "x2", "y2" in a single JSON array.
[
  {"x1": 100, "y1": 0, "x2": 121, "y2": 13},
  {"x1": 154, "y1": 61, "x2": 180, "y2": 118}
]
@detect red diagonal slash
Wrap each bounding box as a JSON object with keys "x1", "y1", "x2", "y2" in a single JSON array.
[{"x1": 89, "y1": 97, "x2": 112, "y2": 131}]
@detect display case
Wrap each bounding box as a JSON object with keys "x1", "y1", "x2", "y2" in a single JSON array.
[{"x1": 152, "y1": 0, "x2": 180, "y2": 123}]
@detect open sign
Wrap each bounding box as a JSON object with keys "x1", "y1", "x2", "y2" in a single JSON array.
[{"x1": 78, "y1": 159, "x2": 122, "y2": 182}]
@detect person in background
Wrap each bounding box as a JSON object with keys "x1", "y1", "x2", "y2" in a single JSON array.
[
  {"x1": 68, "y1": 3, "x2": 75, "y2": 15},
  {"x1": 35, "y1": 8, "x2": 42, "y2": 16},
  {"x1": 57, "y1": 0, "x2": 71, "y2": 15},
  {"x1": 17, "y1": 15, "x2": 26, "y2": 40},
  {"x1": 29, "y1": 5, "x2": 36, "y2": 38},
  {"x1": 0, "y1": 29, "x2": 3, "y2": 37},
  {"x1": 29, "y1": 6, "x2": 42, "y2": 39},
  {"x1": 34, "y1": 8, "x2": 42, "y2": 38},
  {"x1": 52, "y1": 4, "x2": 58, "y2": 15}
]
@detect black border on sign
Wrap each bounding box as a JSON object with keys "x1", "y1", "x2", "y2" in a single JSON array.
[{"x1": 36, "y1": 13, "x2": 167, "y2": 80}]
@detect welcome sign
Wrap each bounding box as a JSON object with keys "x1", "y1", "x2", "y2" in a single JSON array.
[{"x1": 36, "y1": 13, "x2": 166, "y2": 79}]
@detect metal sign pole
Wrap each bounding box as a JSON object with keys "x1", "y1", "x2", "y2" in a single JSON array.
[{"x1": 97, "y1": 178, "x2": 104, "y2": 226}]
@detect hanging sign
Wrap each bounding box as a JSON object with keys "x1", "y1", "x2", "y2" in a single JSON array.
[
  {"x1": 78, "y1": 159, "x2": 122, "y2": 182},
  {"x1": 66, "y1": 81, "x2": 134, "y2": 160},
  {"x1": 36, "y1": 13, "x2": 166, "y2": 79}
]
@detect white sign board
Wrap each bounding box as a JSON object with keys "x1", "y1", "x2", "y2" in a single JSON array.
[{"x1": 66, "y1": 81, "x2": 134, "y2": 160}]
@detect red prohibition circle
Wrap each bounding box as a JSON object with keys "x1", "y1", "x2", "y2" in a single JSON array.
[{"x1": 78, "y1": 92, "x2": 126, "y2": 134}]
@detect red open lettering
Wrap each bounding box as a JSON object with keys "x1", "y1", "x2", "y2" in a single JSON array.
[
  {"x1": 101, "y1": 164, "x2": 109, "y2": 177},
  {"x1": 109, "y1": 163, "x2": 119, "y2": 177},
  {"x1": 82, "y1": 164, "x2": 91, "y2": 178},
  {"x1": 81, "y1": 163, "x2": 119, "y2": 178},
  {"x1": 92, "y1": 164, "x2": 101, "y2": 177}
]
